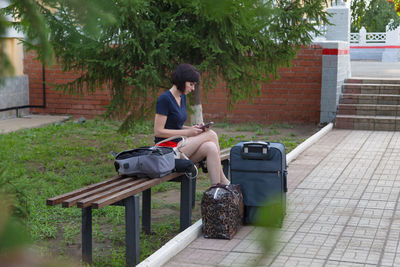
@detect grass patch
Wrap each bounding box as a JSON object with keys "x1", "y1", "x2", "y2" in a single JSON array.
[
  {"x1": 269, "y1": 122, "x2": 294, "y2": 129},
  {"x1": 0, "y1": 119, "x2": 165, "y2": 265},
  {"x1": 234, "y1": 122, "x2": 264, "y2": 132},
  {"x1": 0, "y1": 119, "x2": 311, "y2": 265},
  {"x1": 219, "y1": 134, "x2": 246, "y2": 149}
]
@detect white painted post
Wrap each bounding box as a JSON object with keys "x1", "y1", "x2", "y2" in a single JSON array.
[
  {"x1": 359, "y1": 27, "x2": 367, "y2": 45},
  {"x1": 317, "y1": 41, "x2": 350, "y2": 123},
  {"x1": 385, "y1": 21, "x2": 399, "y2": 45},
  {"x1": 325, "y1": 2, "x2": 351, "y2": 43},
  {"x1": 382, "y1": 21, "x2": 400, "y2": 62},
  {"x1": 318, "y1": 1, "x2": 352, "y2": 123}
]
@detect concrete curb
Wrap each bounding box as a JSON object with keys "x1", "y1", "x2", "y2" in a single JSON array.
[
  {"x1": 137, "y1": 122, "x2": 334, "y2": 267},
  {"x1": 137, "y1": 220, "x2": 203, "y2": 267},
  {"x1": 286, "y1": 122, "x2": 333, "y2": 165}
]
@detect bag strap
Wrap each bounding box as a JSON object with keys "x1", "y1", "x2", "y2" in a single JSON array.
[
  {"x1": 207, "y1": 184, "x2": 238, "y2": 199},
  {"x1": 155, "y1": 136, "x2": 200, "y2": 179},
  {"x1": 208, "y1": 184, "x2": 232, "y2": 192}
]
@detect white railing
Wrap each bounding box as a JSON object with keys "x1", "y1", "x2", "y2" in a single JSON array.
[{"x1": 350, "y1": 25, "x2": 400, "y2": 46}]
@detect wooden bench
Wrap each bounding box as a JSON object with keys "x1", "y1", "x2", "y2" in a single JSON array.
[{"x1": 46, "y1": 148, "x2": 231, "y2": 267}]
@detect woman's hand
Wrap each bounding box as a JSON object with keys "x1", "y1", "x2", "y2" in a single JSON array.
[{"x1": 187, "y1": 125, "x2": 204, "y2": 136}]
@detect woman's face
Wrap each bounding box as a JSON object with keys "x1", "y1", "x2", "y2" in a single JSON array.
[{"x1": 183, "y1": 81, "x2": 196, "y2": 95}]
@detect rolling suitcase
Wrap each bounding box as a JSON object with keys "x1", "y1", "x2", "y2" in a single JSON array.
[{"x1": 230, "y1": 141, "x2": 287, "y2": 227}]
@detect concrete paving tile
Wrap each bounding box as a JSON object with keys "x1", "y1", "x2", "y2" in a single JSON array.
[
  {"x1": 342, "y1": 225, "x2": 387, "y2": 240},
  {"x1": 243, "y1": 227, "x2": 269, "y2": 241},
  {"x1": 366, "y1": 251, "x2": 382, "y2": 265},
  {"x1": 189, "y1": 237, "x2": 242, "y2": 252},
  {"x1": 385, "y1": 228, "x2": 400, "y2": 241},
  {"x1": 352, "y1": 207, "x2": 394, "y2": 219},
  {"x1": 283, "y1": 221, "x2": 305, "y2": 232},
  {"x1": 357, "y1": 199, "x2": 396, "y2": 210},
  {"x1": 278, "y1": 242, "x2": 331, "y2": 260},
  {"x1": 276, "y1": 229, "x2": 296, "y2": 243},
  {"x1": 380, "y1": 252, "x2": 395, "y2": 266},
  {"x1": 164, "y1": 262, "x2": 214, "y2": 267},
  {"x1": 167, "y1": 248, "x2": 228, "y2": 266},
  {"x1": 306, "y1": 214, "x2": 349, "y2": 226},
  {"x1": 340, "y1": 250, "x2": 368, "y2": 263},
  {"x1": 348, "y1": 237, "x2": 384, "y2": 252},
  {"x1": 325, "y1": 260, "x2": 372, "y2": 267},
  {"x1": 362, "y1": 191, "x2": 399, "y2": 202},
  {"x1": 389, "y1": 219, "x2": 400, "y2": 230},
  {"x1": 270, "y1": 256, "x2": 325, "y2": 267},
  {"x1": 313, "y1": 204, "x2": 356, "y2": 217},
  {"x1": 232, "y1": 225, "x2": 254, "y2": 239},
  {"x1": 383, "y1": 239, "x2": 400, "y2": 253},
  {"x1": 282, "y1": 213, "x2": 307, "y2": 224},
  {"x1": 232, "y1": 239, "x2": 264, "y2": 254},
  {"x1": 265, "y1": 255, "x2": 289, "y2": 266},
  {"x1": 289, "y1": 232, "x2": 336, "y2": 246},
  {"x1": 218, "y1": 252, "x2": 263, "y2": 267},
  {"x1": 347, "y1": 216, "x2": 391, "y2": 229},
  {"x1": 393, "y1": 253, "x2": 400, "y2": 265},
  {"x1": 325, "y1": 189, "x2": 364, "y2": 199},
  {"x1": 328, "y1": 247, "x2": 346, "y2": 261},
  {"x1": 299, "y1": 222, "x2": 345, "y2": 236}
]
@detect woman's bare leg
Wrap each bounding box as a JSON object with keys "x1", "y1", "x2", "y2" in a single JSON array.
[
  {"x1": 179, "y1": 130, "x2": 220, "y2": 157},
  {"x1": 182, "y1": 141, "x2": 219, "y2": 185},
  {"x1": 179, "y1": 131, "x2": 228, "y2": 185}
]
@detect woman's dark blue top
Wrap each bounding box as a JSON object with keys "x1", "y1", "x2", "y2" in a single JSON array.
[{"x1": 154, "y1": 90, "x2": 187, "y2": 143}]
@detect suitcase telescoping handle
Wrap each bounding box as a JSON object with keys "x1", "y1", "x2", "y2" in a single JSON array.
[{"x1": 241, "y1": 141, "x2": 270, "y2": 160}]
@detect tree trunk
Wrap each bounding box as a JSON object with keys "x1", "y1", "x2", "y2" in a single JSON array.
[{"x1": 190, "y1": 83, "x2": 203, "y2": 125}]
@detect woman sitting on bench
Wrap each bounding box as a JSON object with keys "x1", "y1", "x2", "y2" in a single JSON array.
[{"x1": 154, "y1": 63, "x2": 229, "y2": 186}]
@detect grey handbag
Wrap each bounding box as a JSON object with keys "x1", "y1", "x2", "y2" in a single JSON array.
[{"x1": 114, "y1": 147, "x2": 175, "y2": 178}]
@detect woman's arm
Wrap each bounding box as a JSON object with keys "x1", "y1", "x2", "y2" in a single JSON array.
[{"x1": 154, "y1": 114, "x2": 203, "y2": 137}]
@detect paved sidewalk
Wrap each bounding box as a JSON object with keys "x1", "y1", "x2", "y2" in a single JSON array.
[
  {"x1": 351, "y1": 61, "x2": 400, "y2": 78},
  {"x1": 164, "y1": 129, "x2": 400, "y2": 266},
  {"x1": 0, "y1": 115, "x2": 69, "y2": 134}
]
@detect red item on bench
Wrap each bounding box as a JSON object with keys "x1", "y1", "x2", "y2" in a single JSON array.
[{"x1": 156, "y1": 141, "x2": 179, "y2": 148}]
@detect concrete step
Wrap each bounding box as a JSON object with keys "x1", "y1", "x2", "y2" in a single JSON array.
[
  {"x1": 338, "y1": 104, "x2": 400, "y2": 116},
  {"x1": 343, "y1": 83, "x2": 400, "y2": 95},
  {"x1": 346, "y1": 78, "x2": 400, "y2": 85},
  {"x1": 335, "y1": 115, "x2": 400, "y2": 131},
  {"x1": 341, "y1": 94, "x2": 400, "y2": 105}
]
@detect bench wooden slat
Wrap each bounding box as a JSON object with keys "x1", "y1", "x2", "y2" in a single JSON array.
[
  {"x1": 93, "y1": 172, "x2": 182, "y2": 209},
  {"x1": 220, "y1": 148, "x2": 230, "y2": 160},
  {"x1": 47, "y1": 148, "x2": 232, "y2": 208},
  {"x1": 77, "y1": 178, "x2": 148, "y2": 208},
  {"x1": 61, "y1": 178, "x2": 135, "y2": 208},
  {"x1": 46, "y1": 175, "x2": 122, "y2": 206}
]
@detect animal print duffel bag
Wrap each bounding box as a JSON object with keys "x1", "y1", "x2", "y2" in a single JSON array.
[{"x1": 201, "y1": 184, "x2": 244, "y2": 239}]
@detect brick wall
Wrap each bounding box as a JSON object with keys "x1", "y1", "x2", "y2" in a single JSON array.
[
  {"x1": 24, "y1": 50, "x2": 110, "y2": 117},
  {"x1": 24, "y1": 45, "x2": 323, "y2": 123},
  {"x1": 202, "y1": 45, "x2": 323, "y2": 123}
]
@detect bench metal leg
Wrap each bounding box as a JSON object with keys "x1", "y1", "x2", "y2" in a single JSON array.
[
  {"x1": 180, "y1": 176, "x2": 192, "y2": 231},
  {"x1": 125, "y1": 195, "x2": 140, "y2": 267},
  {"x1": 222, "y1": 159, "x2": 230, "y2": 180},
  {"x1": 82, "y1": 207, "x2": 92, "y2": 264},
  {"x1": 142, "y1": 188, "x2": 151, "y2": 234},
  {"x1": 191, "y1": 177, "x2": 196, "y2": 208}
]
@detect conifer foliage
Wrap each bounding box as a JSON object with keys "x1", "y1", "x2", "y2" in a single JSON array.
[{"x1": 4, "y1": 0, "x2": 329, "y2": 127}]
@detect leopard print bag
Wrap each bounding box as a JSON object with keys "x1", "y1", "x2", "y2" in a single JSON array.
[{"x1": 201, "y1": 184, "x2": 244, "y2": 239}]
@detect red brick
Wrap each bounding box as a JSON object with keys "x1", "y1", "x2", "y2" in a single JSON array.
[{"x1": 25, "y1": 46, "x2": 323, "y2": 124}]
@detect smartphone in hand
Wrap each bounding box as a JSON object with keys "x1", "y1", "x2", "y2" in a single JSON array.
[{"x1": 200, "y1": 121, "x2": 214, "y2": 130}]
